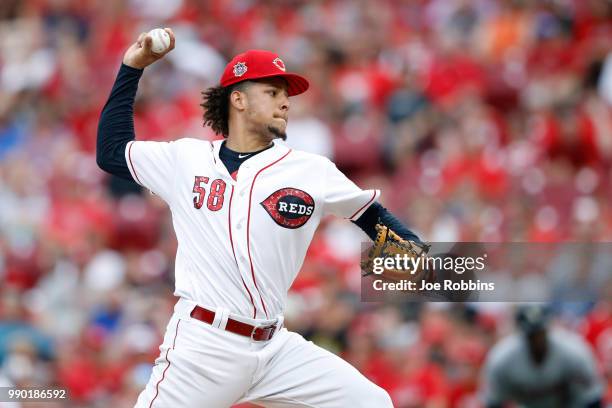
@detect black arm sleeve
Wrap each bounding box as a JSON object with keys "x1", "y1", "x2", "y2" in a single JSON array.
[
  {"x1": 96, "y1": 63, "x2": 144, "y2": 180},
  {"x1": 352, "y1": 202, "x2": 423, "y2": 244}
]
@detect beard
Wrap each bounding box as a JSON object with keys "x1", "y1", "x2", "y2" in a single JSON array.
[
  {"x1": 267, "y1": 124, "x2": 287, "y2": 141},
  {"x1": 248, "y1": 114, "x2": 288, "y2": 142}
]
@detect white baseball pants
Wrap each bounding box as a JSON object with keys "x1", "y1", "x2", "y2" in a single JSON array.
[{"x1": 134, "y1": 298, "x2": 392, "y2": 408}]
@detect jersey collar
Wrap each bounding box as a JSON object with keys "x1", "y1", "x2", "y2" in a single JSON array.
[{"x1": 211, "y1": 139, "x2": 290, "y2": 179}]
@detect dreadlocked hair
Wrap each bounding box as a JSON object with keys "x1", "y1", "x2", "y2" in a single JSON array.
[{"x1": 201, "y1": 82, "x2": 250, "y2": 137}]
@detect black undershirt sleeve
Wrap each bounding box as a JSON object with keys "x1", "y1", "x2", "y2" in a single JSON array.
[
  {"x1": 96, "y1": 63, "x2": 143, "y2": 180},
  {"x1": 352, "y1": 202, "x2": 423, "y2": 244}
]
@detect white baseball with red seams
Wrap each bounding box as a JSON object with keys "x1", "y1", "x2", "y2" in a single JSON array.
[
  {"x1": 148, "y1": 28, "x2": 170, "y2": 54},
  {"x1": 126, "y1": 137, "x2": 392, "y2": 407}
]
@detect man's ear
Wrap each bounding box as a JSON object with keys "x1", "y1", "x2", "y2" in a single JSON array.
[{"x1": 230, "y1": 89, "x2": 247, "y2": 111}]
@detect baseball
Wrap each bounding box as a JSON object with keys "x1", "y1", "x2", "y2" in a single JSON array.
[{"x1": 148, "y1": 28, "x2": 170, "y2": 53}]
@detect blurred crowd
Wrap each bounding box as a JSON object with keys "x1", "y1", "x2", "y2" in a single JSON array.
[{"x1": 0, "y1": 0, "x2": 611, "y2": 406}]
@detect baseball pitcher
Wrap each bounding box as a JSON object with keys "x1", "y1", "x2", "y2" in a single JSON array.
[{"x1": 97, "y1": 28, "x2": 427, "y2": 408}]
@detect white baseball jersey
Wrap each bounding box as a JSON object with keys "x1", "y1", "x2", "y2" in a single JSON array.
[
  {"x1": 125, "y1": 138, "x2": 379, "y2": 320},
  {"x1": 482, "y1": 329, "x2": 603, "y2": 408}
]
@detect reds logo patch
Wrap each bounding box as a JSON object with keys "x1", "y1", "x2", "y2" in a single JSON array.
[
  {"x1": 272, "y1": 57, "x2": 286, "y2": 72},
  {"x1": 260, "y1": 188, "x2": 314, "y2": 229}
]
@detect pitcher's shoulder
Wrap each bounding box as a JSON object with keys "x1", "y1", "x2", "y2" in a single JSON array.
[
  {"x1": 172, "y1": 138, "x2": 217, "y2": 153},
  {"x1": 286, "y1": 148, "x2": 333, "y2": 166}
]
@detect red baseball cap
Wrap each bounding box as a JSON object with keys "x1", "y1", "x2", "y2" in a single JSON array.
[{"x1": 220, "y1": 50, "x2": 309, "y2": 96}]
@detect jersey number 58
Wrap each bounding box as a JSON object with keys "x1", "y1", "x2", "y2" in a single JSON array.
[{"x1": 193, "y1": 176, "x2": 226, "y2": 211}]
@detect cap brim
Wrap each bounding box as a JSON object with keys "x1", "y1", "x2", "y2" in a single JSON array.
[
  {"x1": 282, "y1": 73, "x2": 310, "y2": 96},
  {"x1": 252, "y1": 72, "x2": 310, "y2": 96}
]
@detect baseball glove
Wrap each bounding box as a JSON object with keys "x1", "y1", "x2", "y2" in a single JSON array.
[{"x1": 361, "y1": 224, "x2": 431, "y2": 281}]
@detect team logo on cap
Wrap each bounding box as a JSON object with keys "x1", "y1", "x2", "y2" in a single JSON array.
[
  {"x1": 272, "y1": 57, "x2": 286, "y2": 72},
  {"x1": 261, "y1": 188, "x2": 314, "y2": 229},
  {"x1": 233, "y1": 62, "x2": 248, "y2": 77}
]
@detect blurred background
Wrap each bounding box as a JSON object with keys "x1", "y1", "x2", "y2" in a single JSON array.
[{"x1": 0, "y1": 0, "x2": 611, "y2": 406}]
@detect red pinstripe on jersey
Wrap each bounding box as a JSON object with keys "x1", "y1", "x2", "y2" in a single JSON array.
[
  {"x1": 228, "y1": 185, "x2": 257, "y2": 318},
  {"x1": 149, "y1": 318, "x2": 181, "y2": 408},
  {"x1": 349, "y1": 190, "x2": 377, "y2": 220},
  {"x1": 209, "y1": 141, "x2": 217, "y2": 165},
  {"x1": 127, "y1": 142, "x2": 143, "y2": 186},
  {"x1": 246, "y1": 149, "x2": 292, "y2": 319}
]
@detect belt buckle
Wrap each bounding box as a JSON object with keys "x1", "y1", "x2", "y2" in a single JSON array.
[{"x1": 250, "y1": 322, "x2": 277, "y2": 342}]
